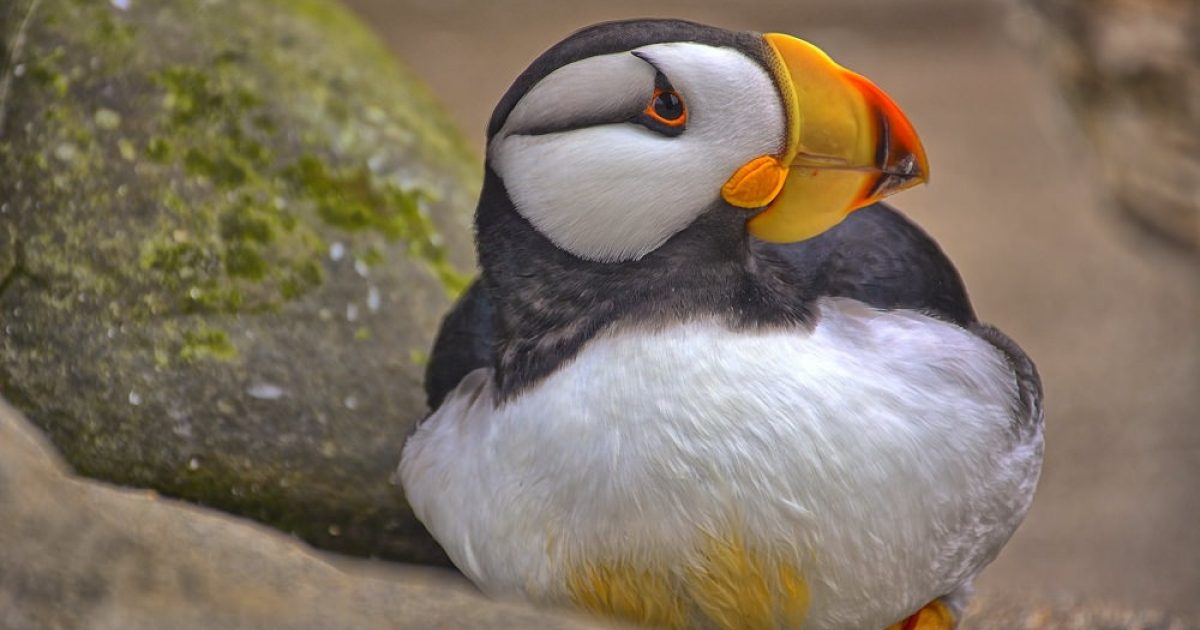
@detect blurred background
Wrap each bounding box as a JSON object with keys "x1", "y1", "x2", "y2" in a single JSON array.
[{"x1": 342, "y1": 0, "x2": 1199, "y2": 617}]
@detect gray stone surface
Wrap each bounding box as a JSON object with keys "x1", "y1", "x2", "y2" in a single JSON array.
[
  {"x1": 0, "y1": 0, "x2": 479, "y2": 563},
  {"x1": 0, "y1": 398, "x2": 612, "y2": 630},
  {"x1": 1015, "y1": 0, "x2": 1198, "y2": 250},
  {"x1": 963, "y1": 597, "x2": 1198, "y2": 630}
]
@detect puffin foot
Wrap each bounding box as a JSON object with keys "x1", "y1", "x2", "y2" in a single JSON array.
[{"x1": 885, "y1": 600, "x2": 956, "y2": 630}]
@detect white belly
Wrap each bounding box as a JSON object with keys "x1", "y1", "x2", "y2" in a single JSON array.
[{"x1": 400, "y1": 298, "x2": 1041, "y2": 629}]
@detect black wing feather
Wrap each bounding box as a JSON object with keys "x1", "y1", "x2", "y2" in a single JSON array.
[
  {"x1": 425, "y1": 281, "x2": 495, "y2": 409},
  {"x1": 969, "y1": 322, "x2": 1045, "y2": 436},
  {"x1": 755, "y1": 204, "x2": 977, "y2": 327}
]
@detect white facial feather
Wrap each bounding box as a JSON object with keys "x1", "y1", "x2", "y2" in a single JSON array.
[
  {"x1": 490, "y1": 43, "x2": 786, "y2": 262},
  {"x1": 399, "y1": 299, "x2": 1043, "y2": 629}
]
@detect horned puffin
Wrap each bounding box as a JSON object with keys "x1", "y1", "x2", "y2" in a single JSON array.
[{"x1": 399, "y1": 19, "x2": 1043, "y2": 630}]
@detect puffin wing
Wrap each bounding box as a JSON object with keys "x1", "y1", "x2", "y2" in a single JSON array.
[
  {"x1": 755, "y1": 203, "x2": 977, "y2": 327},
  {"x1": 967, "y1": 322, "x2": 1045, "y2": 437},
  {"x1": 425, "y1": 280, "x2": 495, "y2": 409},
  {"x1": 758, "y1": 203, "x2": 1043, "y2": 434}
]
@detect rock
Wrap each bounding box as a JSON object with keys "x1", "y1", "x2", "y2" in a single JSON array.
[
  {"x1": 0, "y1": 398, "x2": 613, "y2": 630},
  {"x1": 964, "y1": 595, "x2": 1199, "y2": 630},
  {"x1": 0, "y1": 0, "x2": 479, "y2": 563},
  {"x1": 1012, "y1": 0, "x2": 1199, "y2": 250}
]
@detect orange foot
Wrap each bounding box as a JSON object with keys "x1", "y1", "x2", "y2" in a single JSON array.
[{"x1": 885, "y1": 600, "x2": 956, "y2": 630}]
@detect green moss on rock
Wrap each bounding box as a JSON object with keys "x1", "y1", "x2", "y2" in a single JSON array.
[
  {"x1": 284, "y1": 154, "x2": 469, "y2": 293},
  {"x1": 0, "y1": 0, "x2": 479, "y2": 564},
  {"x1": 180, "y1": 326, "x2": 238, "y2": 362}
]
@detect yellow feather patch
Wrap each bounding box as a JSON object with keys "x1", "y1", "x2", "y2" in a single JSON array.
[
  {"x1": 684, "y1": 532, "x2": 773, "y2": 630},
  {"x1": 566, "y1": 563, "x2": 688, "y2": 630},
  {"x1": 565, "y1": 530, "x2": 810, "y2": 630},
  {"x1": 776, "y1": 563, "x2": 812, "y2": 628},
  {"x1": 685, "y1": 531, "x2": 810, "y2": 630}
]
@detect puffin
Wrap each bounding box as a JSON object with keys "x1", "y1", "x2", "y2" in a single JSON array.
[{"x1": 399, "y1": 19, "x2": 1043, "y2": 630}]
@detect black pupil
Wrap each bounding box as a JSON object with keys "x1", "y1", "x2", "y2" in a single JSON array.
[{"x1": 653, "y1": 92, "x2": 683, "y2": 121}]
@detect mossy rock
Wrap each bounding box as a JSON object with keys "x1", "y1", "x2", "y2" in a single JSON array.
[{"x1": 0, "y1": 0, "x2": 479, "y2": 564}]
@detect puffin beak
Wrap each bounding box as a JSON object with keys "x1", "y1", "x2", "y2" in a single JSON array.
[{"x1": 721, "y1": 33, "x2": 930, "y2": 243}]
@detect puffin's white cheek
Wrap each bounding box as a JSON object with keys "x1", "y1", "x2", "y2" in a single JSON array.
[{"x1": 493, "y1": 126, "x2": 731, "y2": 262}]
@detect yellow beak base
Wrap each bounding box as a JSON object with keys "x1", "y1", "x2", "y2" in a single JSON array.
[{"x1": 727, "y1": 33, "x2": 930, "y2": 244}]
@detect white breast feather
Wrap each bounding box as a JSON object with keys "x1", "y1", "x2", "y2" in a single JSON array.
[{"x1": 399, "y1": 298, "x2": 1042, "y2": 629}]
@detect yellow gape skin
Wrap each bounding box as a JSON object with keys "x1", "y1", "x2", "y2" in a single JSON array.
[{"x1": 721, "y1": 155, "x2": 789, "y2": 209}]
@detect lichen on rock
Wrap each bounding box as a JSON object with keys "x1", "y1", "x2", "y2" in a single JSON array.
[{"x1": 0, "y1": 0, "x2": 480, "y2": 563}]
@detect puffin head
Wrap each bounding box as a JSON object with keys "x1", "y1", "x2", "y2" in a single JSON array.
[{"x1": 482, "y1": 19, "x2": 929, "y2": 263}]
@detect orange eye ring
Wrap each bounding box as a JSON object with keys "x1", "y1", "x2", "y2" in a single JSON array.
[{"x1": 644, "y1": 88, "x2": 687, "y2": 127}]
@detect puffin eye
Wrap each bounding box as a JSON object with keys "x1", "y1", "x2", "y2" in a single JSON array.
[{"x1": 644, "y1": 88, "x2": 687, "y2": 127}]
